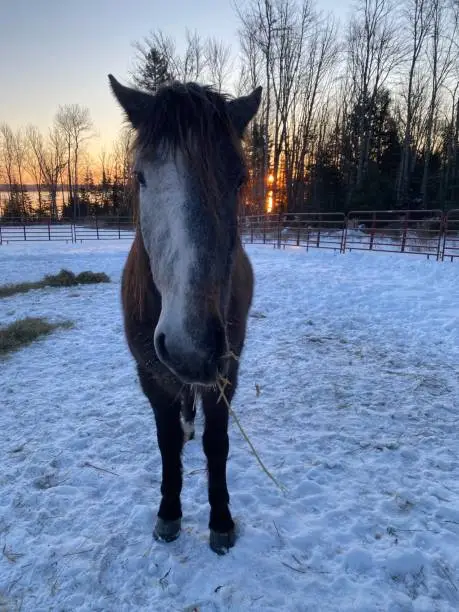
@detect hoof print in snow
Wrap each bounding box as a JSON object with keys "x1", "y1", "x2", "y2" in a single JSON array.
[
  {"x1": 153, "y1": 518, "x2": 181, "y2": 543},
  {"x1": 209, "y1": 528, "x2": 236, "y2": 555}
]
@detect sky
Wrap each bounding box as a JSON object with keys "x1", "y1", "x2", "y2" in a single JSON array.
[{"x1": 0, "y1": 0, "x2": 349, "y2": 156}]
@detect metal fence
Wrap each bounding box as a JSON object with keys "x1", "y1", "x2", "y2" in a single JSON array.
[
  {"x1": 73, "y1": 217, "x2": 135, "y2": 241},
  {"x1": 1, "y1": 211, "x2": 458, "y2": 261},
  {"x1": 240, "y1": 210, "x2": 459, "y2": 261},
  {"x1": 0, "y1": 219, "x2": 74, "y2": 243},
  {"x1": 0, "y1": 217, "x2": 135, "y2": 245},
  {"x1": 240, "y1": 212, "x2": 347, "y2": 252},
  {"x1": 442, "y1": 209, "x2": 459, "y2": 261},
  {"x1": 344, "y1": 209, "x2": 444, "y2": 258}
]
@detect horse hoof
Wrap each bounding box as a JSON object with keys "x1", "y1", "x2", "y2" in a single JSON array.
[
  {"x1": 153, "y1": 518, "x2": 181, "y2": 543},
  {"x1": 209, "y1": 528, "x2": 236, "y2": 555}
]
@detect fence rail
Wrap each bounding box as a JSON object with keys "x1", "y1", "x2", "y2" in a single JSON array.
[
  {"x1": 1, "y1": 212, "x2": 458, "y2": 261},
  {"x1": 240, "y1": 210, "x2": 458, "y2": 261},
  {"x1": 443, "y1": 209, "x2": 459, "y2": 261},
  {"x1": 73, "y1": 217, "x2": 135, "y2": 241}
]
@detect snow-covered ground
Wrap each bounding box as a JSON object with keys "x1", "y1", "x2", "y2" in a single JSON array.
[{"x1": 1, "y1": 241, "x2": 459, "y2": 612}]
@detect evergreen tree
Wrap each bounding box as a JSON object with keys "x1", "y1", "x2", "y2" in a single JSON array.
[
  {"x1": 133, "y1": 47, "x2": 173, "y2": 92},
  {"x1": 99, "y1": 168, "x2": 112, "y2": 213},
  {"x1": 79, "y1": 167, "x2": 95, "y2": 216}
]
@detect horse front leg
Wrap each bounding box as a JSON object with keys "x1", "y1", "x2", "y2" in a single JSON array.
[
  {"x1": 138, "y1": 367, "x2": 184, "y2": 543},
  {"x1": 202, "y1": 382, "x2": 237, "y2": 555}
]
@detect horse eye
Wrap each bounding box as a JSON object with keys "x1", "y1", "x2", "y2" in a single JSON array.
[{"x1": 135, "y1": 170, "x2": 146, "y2": 187}]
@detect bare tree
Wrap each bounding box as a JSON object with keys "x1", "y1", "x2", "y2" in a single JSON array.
[
  {"x1": 24, "y1": 125, "x2": 66, "y2": 218},
  {"x1": 288, "y1": 12, "x2": 339, "y2": 210},
  {"x1": 46, "y1": 126, "x2": 67, "y2": 218},
  {"x1": 112, "y1": 127, "x2": 134, "y2": 215},
  {"x1": 55, "y1": 104, "x2": 93, "y2": 218},
  {"x1": 25, "y1": 125, "x2": 45, "y2": 214},
  {"x1": 204, "y1": 38, "x2": 232, "y2": 92},
  {"x1": 181, "y1": 30, "x2": 207, "y2": 81},
  {"x1": 267, "y1": 0, "x2": 314, "y2": 198},
  {"x1": 440, "y1": 79, "x2": 459, "y2": 206},
  {"x1": 236, "y1": 22, "x2": 262, "y2": 95},
  {"x1": 236, "y1": 0, "x2": 338, "y2": 211},
  {"x1": 396, "y1": 0, "x2": 433, "y2": 205},
  {"x1": 0, "y1": 123, "x2": 18, "y2": 216},
  {"x1": 346, "y1": 0, "x2": 404, "y2": 197},
  {"x1": 13, "y1": 129, "x2": 28, "y2": 214},
  {"x1": 420, "y1": 0, "x2": 458, "y2": 207},
  {"x1": 235, "y1": 18, "x2": 266, "y2": 213},
  {"x1": 0, "y1": 123, "x2": 16, "y2": 191},
  {"x1": 236, "y1": 0, "x2": 281, "y2": 210},
  {"x1": 0, "y1": 125, "x2": 31, "y2": 216}
]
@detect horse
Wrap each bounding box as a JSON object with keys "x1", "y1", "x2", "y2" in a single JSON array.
[{"x1": 108, "y1": 75, "x2": 262, "y2": 554}]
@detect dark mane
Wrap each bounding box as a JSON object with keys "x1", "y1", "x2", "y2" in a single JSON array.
[
  {"x1": 135, "y1": 82, "x2": 232, "y2": 152},
  {"x1": 133, "y1": 82, "x2": 245, "y2": 208}
]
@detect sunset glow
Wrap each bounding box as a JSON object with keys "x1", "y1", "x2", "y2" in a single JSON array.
[{"x1": 266, "y1": 191, "x2": 273, "y2": 213}]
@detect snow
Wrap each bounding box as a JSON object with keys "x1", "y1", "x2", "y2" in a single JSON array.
[{"x1": 1, "y1": 240, "x2": 459, "y2": 611}]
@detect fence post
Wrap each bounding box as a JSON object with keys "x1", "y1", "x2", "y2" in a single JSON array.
[
  {"x1": 437, "y1": 213, "x2": 445, "y2": 261},
  {"x1": 96, "y1": 215, "x2": 99, "y2": 240},
  {"x1": 400, "y1": 213, "x2": 408, "y2": 252},
  {"x1": 23, "y1": 222, "x2": 26, "y2": 241},
  {"x1": 277, "y1": 213, "x2": 282, "y2": 249},
  {"x1": 341, "y1": 215, "x2": 348, "y2": 253},
  {"x1": 118, "y1": 216, "x2": 121, "y2": 240},
  {"x1": 369, "y1": 212, "x2": 376, "y2": 250},
  {"x1": 48, "y1": 221, "x2": 51, "y2": 241},
  {"x1": 0, "y1": 223, "x2": 2, "y2": 246}
]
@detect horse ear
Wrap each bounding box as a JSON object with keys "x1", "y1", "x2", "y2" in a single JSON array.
[
  {"x1": 108, "y1": 74, "x2": 153, "y2": 128},
  {"x1": 228, "y1": 87, "x2": 262, "y2": 136}
]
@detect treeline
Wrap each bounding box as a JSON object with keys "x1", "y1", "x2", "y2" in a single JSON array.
[
  {"x1": 1, "y1": 0, "x2": 458, "y2": 219},
  {"x1": 133, "y1": 0, "x2": 459, "y2": 214},
  {"x1": 0, "y1": 112, "x2": 134, "y2": 220},
  {"x1": 239, "y1": 0, "x2": 459, "y2": 214}
]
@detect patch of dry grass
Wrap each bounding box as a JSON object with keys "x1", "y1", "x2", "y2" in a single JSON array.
[
  {"x1": 0, "y1": 317, "x2": 73, "y2": 357},
  {"x1": 75, "y1": 271, "x2": 110, "y2": 284},
  {"x1": 0, "y1": 269, "x2": 110, "y2": 298}
]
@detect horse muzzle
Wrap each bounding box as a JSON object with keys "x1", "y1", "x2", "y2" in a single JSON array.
[{"x1": 154, "y1": 314, "x2": 228, "y2": 386}]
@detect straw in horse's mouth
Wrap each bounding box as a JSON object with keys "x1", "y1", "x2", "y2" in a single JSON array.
[{"x1": 215, "y1": 377, "x2": 286, "y2": 493}]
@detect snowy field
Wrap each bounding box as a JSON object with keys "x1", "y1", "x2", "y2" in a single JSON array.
[{"x1": 0, "y1": 240, "x2": 459, "y2": 612}]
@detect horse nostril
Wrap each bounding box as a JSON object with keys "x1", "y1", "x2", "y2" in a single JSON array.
[{"x1": 156, "y1": 332, "x2": 168, "y2": 361}]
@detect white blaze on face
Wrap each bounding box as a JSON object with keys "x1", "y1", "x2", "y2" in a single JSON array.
[{"x1": 137, "y1": 150, "x2": 196, "y2": 345}]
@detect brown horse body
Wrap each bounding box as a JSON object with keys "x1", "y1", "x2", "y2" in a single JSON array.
[{"x1": 109, "y1": 75, "x2": 261, "y2": 553}]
